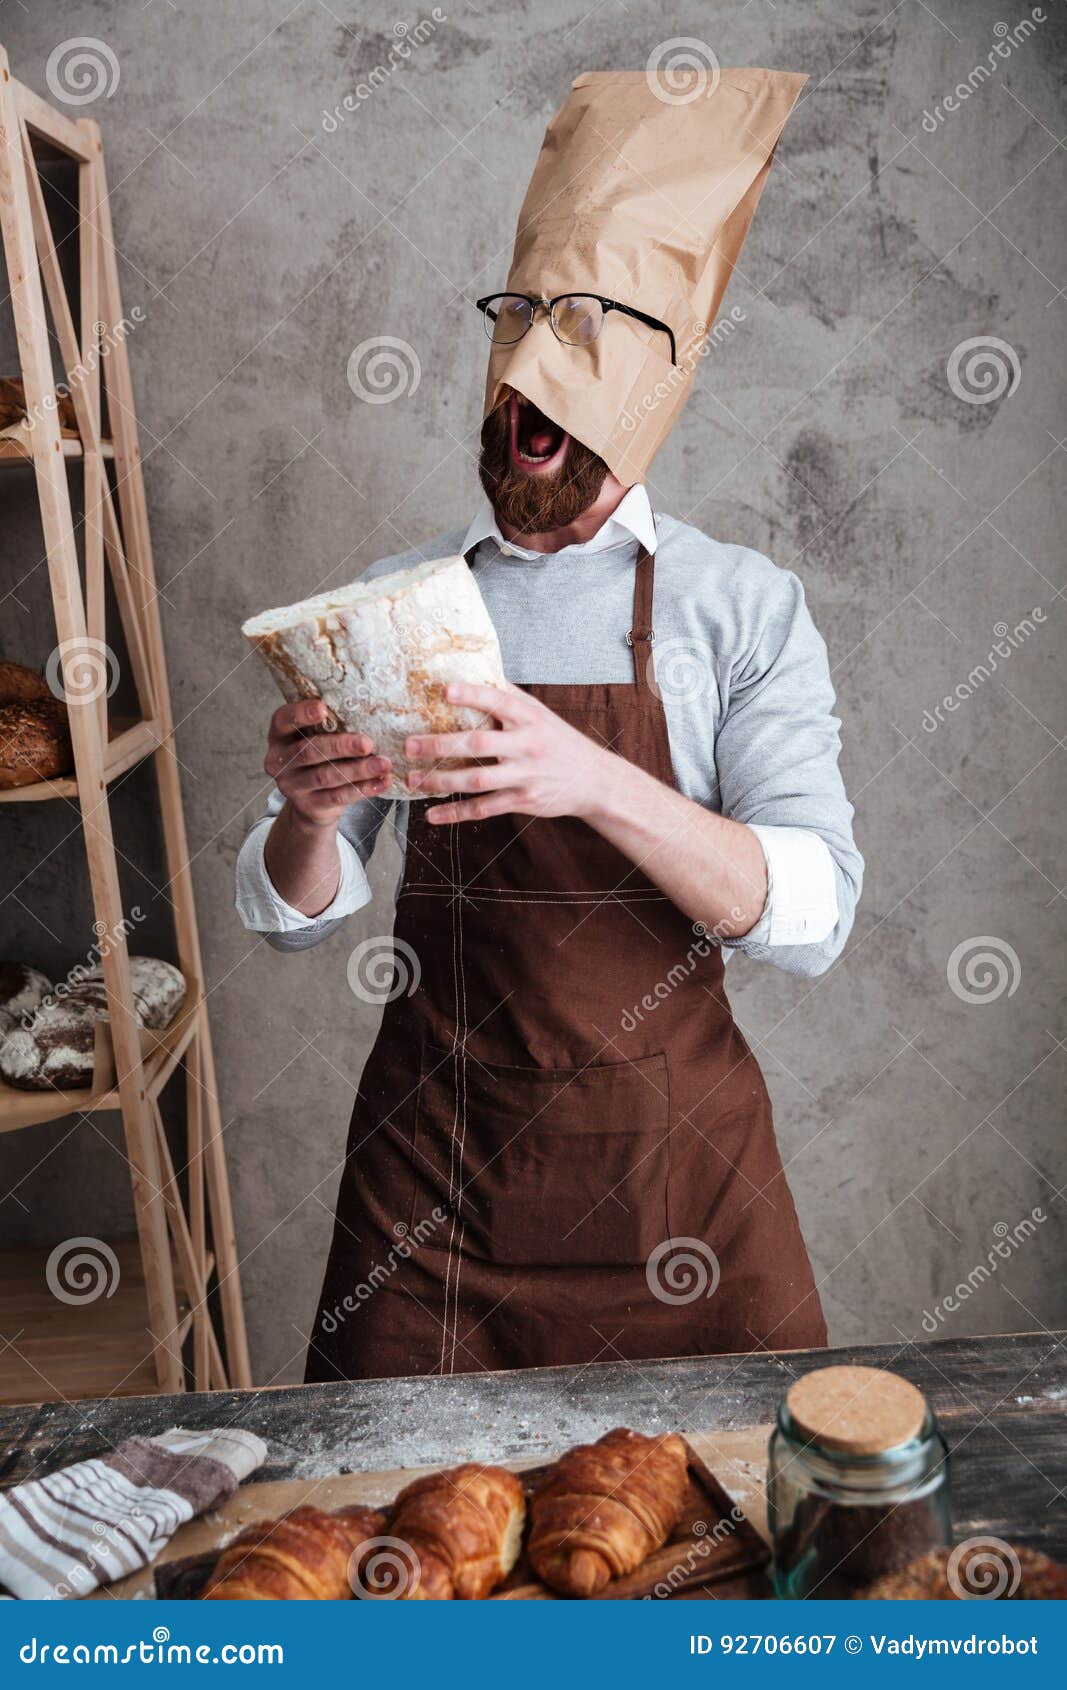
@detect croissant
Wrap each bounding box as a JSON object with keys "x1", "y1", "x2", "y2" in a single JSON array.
[
  {"x1": 386, "y1": 1463, "x2": 526, "y2": 1599},
  {"x1": 528, "y1": 1427, "x2": 689, "y2": 1597},
  {"x1": 202, "y1": 1504, "x2": 386, "y2": 1600}
]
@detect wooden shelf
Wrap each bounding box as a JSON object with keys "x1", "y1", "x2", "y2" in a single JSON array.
[
  {"x1": 0, "y1": 716, "x2": 163, "y2": 803},
  {"x1": 0, "y1": 430, "x2": 115, "y2": 463},
  {"x1": 0, "y1": 1237, "x2": 210, "y2": 1406},
  {"x1": 0, "y1": 981, "x2": 203, "y2": 1134},
  {"x1": 0, "y1": 52, "x2": 252, "y2": 1393}
]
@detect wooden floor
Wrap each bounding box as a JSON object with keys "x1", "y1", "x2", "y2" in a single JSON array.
[
  {"x1": 0, "y1": 1238, "x2": 191, "y2": 1406},
  {"x1": 1, "y1": 1331, "x2": 1064, "y2": 1566}
]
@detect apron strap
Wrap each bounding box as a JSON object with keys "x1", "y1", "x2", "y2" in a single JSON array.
[{"x1": 626, "y1": 542, "x2": 656, "y2": 691}]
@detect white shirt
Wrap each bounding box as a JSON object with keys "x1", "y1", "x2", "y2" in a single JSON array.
[
  {"x1": 236, "y1": 487, "x2": 857, "y2": 974},
  {"x1": 463, "y1": 484, "x2": 660, "y2": 561}
]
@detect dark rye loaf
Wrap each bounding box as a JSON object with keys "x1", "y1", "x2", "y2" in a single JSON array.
[
  {"x1": 0, "y1": 958, "x2": 185, "y2": 1090},
  {"x1": 0, "y1": 962, "x2": 53, "y2": 1037}
]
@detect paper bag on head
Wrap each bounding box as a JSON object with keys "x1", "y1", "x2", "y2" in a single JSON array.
[{"x1": 483, "y1": 68, "x2": 806, "y2": 486}]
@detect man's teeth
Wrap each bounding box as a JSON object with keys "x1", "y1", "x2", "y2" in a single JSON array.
[{"x1": 514, "y1": 397, "x2": 558, "y2": 461}]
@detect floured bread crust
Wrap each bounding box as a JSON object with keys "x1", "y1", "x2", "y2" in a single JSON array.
[
  {"x1": 0, "y1": 957, "x2": 186, "y2": 1091},
  {"x1": 0, "y1": 962, "x2": 53, "y2": 1036},
  {"x1": 0, "y1": 1001, "x2": 97, "y2": 1090},
  {"x1": 242, "y1": 557, "x2": 506, "y2": 799},
  {"x1": 80, "y1": 957, "x2": 186, "y2": 1030}
]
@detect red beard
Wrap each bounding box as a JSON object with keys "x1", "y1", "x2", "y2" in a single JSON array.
[{"x1": 478, "y1": 399, "x2": 610, "y2": 537}]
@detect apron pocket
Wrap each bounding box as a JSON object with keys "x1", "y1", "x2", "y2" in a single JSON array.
[{"x1": 418, "y1": 1044, "x2": 670, "y2": 1269}]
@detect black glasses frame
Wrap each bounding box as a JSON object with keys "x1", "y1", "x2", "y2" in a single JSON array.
[{"x1": 475, "y1": 292, "x2": 678, "y2": 366}]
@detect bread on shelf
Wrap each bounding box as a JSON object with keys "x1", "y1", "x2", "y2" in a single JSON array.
[
  {"x1": 0, "y1": 376, "x2": 78, "y2": 436},
  {"x1": 0, "y1": 660, "x2": 52, "y2": 705},
  {"x1": 92, "y1": 956, "x2": 185, "y2": 1030},
  {"x1": 0, "y1": 997, "x2": 97, "y2": 1090},
  {"x1": 528, "y1": 1427, "x2": 690, "y2": 1597},
  {"x1": 0, "y1": 957, "x2": 186, "y2": 1091},
  {"x1": 0, "y1": 962, "x2": 52, "y2": 1038},
  {"x1": 242, "y1": 556, "x2": 506, "y2": 800},
  {"x1": 0, "y1": 697, "x2": 73, "y2": 788}
]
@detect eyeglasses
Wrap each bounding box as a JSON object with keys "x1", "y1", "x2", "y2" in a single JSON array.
[{"x1": 475, "y1": 293, "x2": 678, "y2": 367}]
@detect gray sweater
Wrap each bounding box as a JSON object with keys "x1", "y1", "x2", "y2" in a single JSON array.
[{"x1": 236, "y1": 501, "x2": 863, "y2": 979}]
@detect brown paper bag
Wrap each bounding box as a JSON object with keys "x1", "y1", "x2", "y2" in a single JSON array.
[{"x1": 483, "y1": 68, "x2": 806, "y2": 484}]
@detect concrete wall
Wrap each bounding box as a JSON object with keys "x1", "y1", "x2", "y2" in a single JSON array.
[{"x1": 1, "y1": 1, "x2": 1063, "y2": 1386}]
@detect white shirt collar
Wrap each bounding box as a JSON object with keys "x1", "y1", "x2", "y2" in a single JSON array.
[{"x1": 460, "y1": 483, "x2": 657, "y2": 562}]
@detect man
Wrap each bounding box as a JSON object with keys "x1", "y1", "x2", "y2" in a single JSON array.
[{"x1": 236, "y1": 68, "x2": 863, "y2": 1381}]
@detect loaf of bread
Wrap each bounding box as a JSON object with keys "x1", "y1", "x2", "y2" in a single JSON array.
[
  {"x1": 242, "y1": 557, "x2": 506, "y2": 799},
  {"x1": 528, "y1": 1427, "x2": 690, "y2": 1596},
  {"x1": 0, "y1": 957, "x2": 186, "y2": 1090},
  {"x1": 78, "y1": 956, "x2": 186, "y2": 1030},
  {"x1": 0, "y1": 962, "x2": 52, "y2": 1037},
  {"x1": 0, "y1": 377, "x2": 27, "y2": 431},
  {"x1": 862, "y1": 1544, "x2": 1067, "y2": 1600},
  {"x1": 203, "y1": 1505, "x2": 387, "y2": 1600},
  {"x1": 0, "y1": 998, "x2": 96, "y2": 1089},
  {"x1": 0, "y1": 660, "x2": 52, "y2": 705},
  {"x1": 386, "y1": 1463, "x2": 526, "y2": 1599},
  {"x1": 0, "y1": 376, "x2": 78, "y2": 434},
  {"x1": 0, "y1": 698, "x2": 73, "y2": 788}
]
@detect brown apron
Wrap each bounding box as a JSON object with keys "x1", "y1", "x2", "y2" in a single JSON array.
[{"x1": 305, "y1": 544, "x2": 826, "y2": 1382}]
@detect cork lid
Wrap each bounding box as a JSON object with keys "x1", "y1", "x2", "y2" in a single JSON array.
[{"x1": 786, "y1": 1365, "x2": 927, "y2": 1455}]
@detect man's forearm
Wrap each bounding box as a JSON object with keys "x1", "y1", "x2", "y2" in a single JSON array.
[
  {"x1": 262, "y1": 801, "x2": 344, "y2": 917},
  {"x1": 584, "y1": 753, "x2": 767, "y2": 936}
]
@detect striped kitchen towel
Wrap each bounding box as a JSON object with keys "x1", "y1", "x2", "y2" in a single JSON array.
[{"x1": 0, "y1": 1427, "x2": 267, "y2": 1599}]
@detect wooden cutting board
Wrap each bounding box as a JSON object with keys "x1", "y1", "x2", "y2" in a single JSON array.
[{"x1": 96, "y1": 1426, "x2": 772, "y2": 1601}]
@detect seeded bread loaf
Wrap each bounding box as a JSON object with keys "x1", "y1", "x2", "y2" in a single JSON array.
[
  {"x1": 0, "y1": 660, "x2": 52, "y2": 705},
  {"x1": 0, "y1": 697, "x2": 73, "y2": 789},
  {"x1": 242, "y1": 556, "x2": 506, "y2": 799}
]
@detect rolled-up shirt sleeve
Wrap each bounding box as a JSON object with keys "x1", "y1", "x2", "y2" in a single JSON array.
[
  {"x1": 715, "y1": 563, "x2": 863, "y2": 978},
  {"x1": 235, "y1": 788, "x2": 391, "y2": 952}
]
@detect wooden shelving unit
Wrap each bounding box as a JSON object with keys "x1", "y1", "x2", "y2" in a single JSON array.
[
  {"x1": 0, "y1": 48, "x2": 251, "y2": 1404},
  {"x1": 0, "y1": 432, "x2": 115, "y2": 462}
]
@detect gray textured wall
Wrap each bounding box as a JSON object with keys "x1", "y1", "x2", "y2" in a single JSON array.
[{"x1": 1, "y1": 1, "x2": 1063, "y2": 1388}]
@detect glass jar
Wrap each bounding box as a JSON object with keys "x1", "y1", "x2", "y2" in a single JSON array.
[{"x1": 767, "y1": 1365, "x2": 952, "y2": 1599}]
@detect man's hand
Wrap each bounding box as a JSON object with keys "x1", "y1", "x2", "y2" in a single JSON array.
[
  {"x1": 407, "y1": 681, "x2": 766, "y2": 937},
  {"x1": 265, "y1": 699, "x2": 391, "y2": 826},
  {"x1": 261, "y1": 699, "x2": 391, "y2": 918},
  {"x1": 406, "y1": 682, "x2": 613, "y2": 824}
]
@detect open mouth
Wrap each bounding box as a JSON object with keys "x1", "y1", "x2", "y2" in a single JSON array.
[{"x1": 508, "y1": 390, "x2": 569, "y2": 474}]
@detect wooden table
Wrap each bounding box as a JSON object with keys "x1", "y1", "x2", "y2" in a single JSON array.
[{"x1": 2, "y1": 1331, "x2": 1064, "y2": 1581}]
